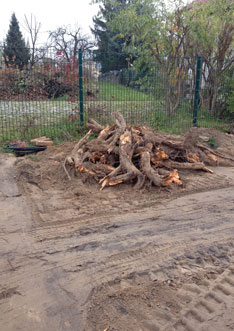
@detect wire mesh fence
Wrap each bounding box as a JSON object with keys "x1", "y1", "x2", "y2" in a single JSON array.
[
  {"x1": 0, "y1": 47, "x2": 232, "y2": 143},
  {"x1": 0, "y1": 47, "x2": 82, "y2": 142},
  {"x1": 83, "y1": 54, "x2": 195, "y2": 133}
]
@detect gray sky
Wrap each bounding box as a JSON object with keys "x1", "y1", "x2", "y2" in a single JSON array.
[{"x1": 0, "y1": 0, "x2": 99, "y2": 45}]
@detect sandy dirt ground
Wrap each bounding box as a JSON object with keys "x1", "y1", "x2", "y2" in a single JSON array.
[{"x1": 1, "y1": 129, "x2": 234, "y2": 331}]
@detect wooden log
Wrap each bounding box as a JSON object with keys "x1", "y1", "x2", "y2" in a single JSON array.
[
  {"x1": 157, "y1": 159, "x2": 214, "y2": 173},
  {"x1": 63, "y1": 130, "x2": 92, "y2": 180},
  {"x1": 85, "y1": 118, "x2": 104, "y2": 134},
  {"x1": 140, "y1": 143, "x2": 162, "y2": 187},
  {"x1": 141, "y1": 150, "x2": 162, "y2": 187},
  {"x1": 31, "y1": 136, "x2": 53, "y2": 146},
  {"x1": 107, "y1": 112, "x2": 126, "y2": 154},
  {"x1": 99, "y1": 129, "x2": 145, "y2": 190},
  {"x1": 142, "y1": 128, "x2": 184, "y2": 150},
  {"x1": 197, "y1": 143, "x2": 234, "y2": 162},
  {"x1": 99, "y1": 165, "x2": 122, "y2": 190},
  {"x1": 118, "y1": 129, "x2": 144, "y2": 189}
]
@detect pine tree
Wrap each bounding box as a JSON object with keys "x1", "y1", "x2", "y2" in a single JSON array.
[
  {"x1": 91, "y1": 1, "x2": 131, "y2": 73},
  {"x1": 3, "y1": 13, "x2": 30, "y2": 69}
]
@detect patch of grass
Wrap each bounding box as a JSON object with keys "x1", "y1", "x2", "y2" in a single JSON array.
[
  {"x1": 97, "y1": 82, "x2": 152, "y2": 102},
  {"x1": 208, "y1": 136, "x2": 217, "y2": 149},
  {"x1": 0, "y1": 121, "x2": 86, "y2": 147},
  {"x1": 151, "y1": 102, "x2": 193, "y2": 134},
  {"x1": 0, "y1": 144, "x2": 10, "y2": 153}
]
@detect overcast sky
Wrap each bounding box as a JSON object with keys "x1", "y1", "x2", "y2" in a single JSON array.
[{"x1": 0, "y1": 0, "x2": 99, "y2": 45}]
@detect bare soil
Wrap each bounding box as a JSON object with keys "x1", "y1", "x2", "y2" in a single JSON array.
[{"x1": 1, "y1": 129, "x2": 234, "y2": 331}]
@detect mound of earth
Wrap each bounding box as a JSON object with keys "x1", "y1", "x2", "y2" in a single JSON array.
[{"x1": 14, "y1": 118, "x2": 234, "y2": 216}]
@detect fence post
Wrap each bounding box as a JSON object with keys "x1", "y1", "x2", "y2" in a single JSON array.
[
  {"x1": 193, "y1": 56, "x2": 202, "y2": 127},
  {"x1": 78, "y1": 49, "x2": 84, "y2": 127}
]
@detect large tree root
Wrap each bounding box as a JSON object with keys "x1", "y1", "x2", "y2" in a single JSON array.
[
  {"x1": 196, "y1": 143, "x2": 234, "y2": 163},
  {"x1": 85, "y1": 118, "x2": 104, "y2": 134},
  {"x1": 154, "y1": 160, "x2": 214, "y2": 173},
  {"x1": 140, "y1": 143, "x2": 162, "y2": 187},
  {"x1": 63, "y1": 130, "x2": 92, "y2": 180},
  {"x1": 62, "y1": 112, "x2": 234, "y2": 190}
]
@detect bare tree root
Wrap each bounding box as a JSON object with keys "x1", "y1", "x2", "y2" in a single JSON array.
[{"x1": 62, "y1": 113, "x2": 229, "y2": 190}]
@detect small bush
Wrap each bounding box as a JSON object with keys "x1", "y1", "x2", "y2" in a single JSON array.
[{"x1": 0, "y1": 59, "x2": 81, "y2": 100}]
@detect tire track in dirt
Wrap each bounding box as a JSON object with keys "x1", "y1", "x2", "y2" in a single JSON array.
[
  {"x1": 2, "y1": 153, "x2": 234, "y2": 331},
  {"x1": 81, "y1": 186, "x2": 234, "y2": 330},
  {"x1": 4, "y1": 185, "x2": 232, "y2": 288},
  {"x1": 86, "y1": 257, "x2": 234, "y2": 331},
  {"x1": 161, "y1": 266, "x2": 234, "y2": 331}
]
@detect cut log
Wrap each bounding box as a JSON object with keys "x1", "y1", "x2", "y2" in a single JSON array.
[
  {"x1": 63, "y1": 130, "x2": 92, "y2": 180},
  {"x1": 31, "y1": 136, "x2": 53, "y2": 146},
  {"x1": 100, "y1": 129, "x2": 145, "y2": 189},
  {"x1": 107, "y1": 112, "x2": 126, "y2": 154},
  {"x1": 99, "y1": 165, "x2": 122, "y2": 190},
  {"x1": 119, "y1": 129, "x2": 144, "y2": 189},
  {"x1": 85, "y1": 118, "x2": 104, "y2": 134},
  {"x1": 97, "y1": 125, "x2": 116, "y2": 141},
  {"x1": 140, "y1": 143, "x2": 162, "y2": 187},
  {"x1": 157, "y1": 160, "x2": 214, "y2": 173},
  {"x1": 142, "y1": 128, "x2": 184, "y2": 150},
  {"x1": 197, "y1": 143, "x2": 234, "y2": 163}
]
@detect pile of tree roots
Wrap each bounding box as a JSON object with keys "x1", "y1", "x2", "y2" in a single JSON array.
[{"x1": 63, "y1": 112, "x2": 234, "y2": 190}]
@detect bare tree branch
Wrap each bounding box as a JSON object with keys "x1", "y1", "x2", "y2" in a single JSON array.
[
  {"x1": 23, "y1": 14, "x2": 42, "y2": 66},
  {"x1": 48, "y1": 25, "x2": 96, "y2": 62}
]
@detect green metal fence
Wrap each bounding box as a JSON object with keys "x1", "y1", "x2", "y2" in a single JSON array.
[{"x1": 0, "y1": 47, "x2": 232, "y2": 143}]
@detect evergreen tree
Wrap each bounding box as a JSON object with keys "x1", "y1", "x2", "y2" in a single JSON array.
[
  {"x1": 91, "y1": 1, "x2": 131, "y2": 73},
  {"x1": 3, "y1": 13, "x2": 30, "y2": 69}
]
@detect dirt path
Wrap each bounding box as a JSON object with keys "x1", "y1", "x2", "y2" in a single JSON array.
[{"x1": 1, "y1": 154, "x2": 234, "y2": 331}]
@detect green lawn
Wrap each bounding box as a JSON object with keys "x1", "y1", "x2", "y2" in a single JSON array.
[{"x1": 97, "y1": 81, "x2": 152, "y2": 101}]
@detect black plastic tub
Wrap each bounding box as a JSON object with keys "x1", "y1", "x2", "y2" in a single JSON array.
[{"x1": 4, "y1": 145, "x2": 47, "y2": 157}]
